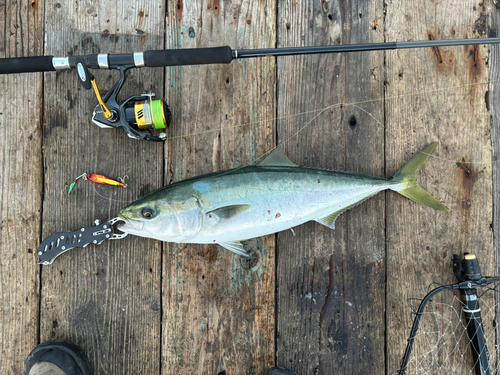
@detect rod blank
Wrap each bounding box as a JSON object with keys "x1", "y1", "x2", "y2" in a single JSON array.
[
  {"x1": 1, "y1": 38, "x2": 500, "y2": 74},
  {"x1": 233, "y1": 38, "x2": 500, "y2": 59}
]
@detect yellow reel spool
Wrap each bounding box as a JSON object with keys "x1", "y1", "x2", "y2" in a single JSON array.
[{"x1": 134, "y1": 99, "x2": 169, "y2": 134}]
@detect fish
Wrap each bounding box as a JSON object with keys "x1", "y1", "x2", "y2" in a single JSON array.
[{"x1": 117, "y1": 143, "x2": 448, "y2": 257}]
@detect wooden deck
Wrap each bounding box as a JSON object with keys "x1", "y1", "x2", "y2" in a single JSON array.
[{"x1": 0, "y1": 1, "x2": 498, "y2": 374}]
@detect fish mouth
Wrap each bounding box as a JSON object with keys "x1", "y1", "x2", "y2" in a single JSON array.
[{"x1": 116, "y1": 215, "x2": 144, "y2": 233}]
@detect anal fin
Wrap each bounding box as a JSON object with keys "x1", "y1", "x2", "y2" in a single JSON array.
[
  {"x1": 316, "y1": 211, "x2": 342, "y2": 230},
  {"x1": 315, "y1": 194, "x2": 378, "y2": 230},
  {"x1": 218, "y1": 241, "x2": 250, "y2": 257}
]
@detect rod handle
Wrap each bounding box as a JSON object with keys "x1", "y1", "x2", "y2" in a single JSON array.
[
  {"x1": 0, "y1": 56, "x2": 56, "y2": 74},
  {"x1": 143, "y1": 46, "x2": 233, "y2": 67}
]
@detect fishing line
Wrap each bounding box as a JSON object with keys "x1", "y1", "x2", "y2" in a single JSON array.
[
  {"x1": 335, "y1": 112, "x2": 489, "y2": 220},
  {"x1": 163, "y1": 77, "x2": 500, "y2": 145},
  {"x1": 91, "y1": 76, "x2": 499, "y2": 203},
  {"x1": 354, "y1": 103, "x2": 491, "y2": 224},
  {"x1": 352, "y1": 104, "x2": 496, "y2": 166},
  {"x1": 341, "y1": 114, "x2": 487, "y2": 225},
  {"x1": 91, "y1": 183, "x2": 136, "y2": 204},
  {"x1": 269, "y1": 76, "x2": 499, "y2": 167},
  {"x1": 162, "y1": 75, "x2": 499, "y2": 171}
]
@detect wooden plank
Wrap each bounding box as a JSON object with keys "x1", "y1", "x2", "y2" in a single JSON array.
[
  {"x1": 276, "y1": 1, "x2": 386, "y2": 374},
  {"x1": 385, "y1": 1, "x2": 494, "y2": 373},
  {"x1": 0, "y1": 1, "x2": 44, "y2": 373},
  {"x1": 40, "y1": 2, "x2": 165, "y2": 373},
  {"x1": 489, "y1": 6, "x2": 500, "y2": 375},
  {"x1": 162, "y1": 1, "x2": 276, "y2": 374},
  {"x1": 493, "y1": 17, "x2": 500, "y2": 273}
]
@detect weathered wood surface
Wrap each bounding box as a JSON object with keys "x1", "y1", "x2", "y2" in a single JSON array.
[
  {"x1": 276, "y1": 1, "x2": 386, "y2": 374},
  {"x1": 493, "y1": 0, "x2": 500, "y2": 277},
  {"x1": 162, "y1": 1, "x2": 276, "y2": 374},
  {"x1": 39, "y1": 1, "x2": 164, "y2": 374},
  {"x1": 385, "y1": 1, "x2": 494, "y2": 373},
  {"x1": 489, "y1": 5, "x2": 500, "y2": 375},
  {"x1": 0, "y1": 0, "x2": 499, "y2": 374},
  {"x1": 0, "y1": 1, "x2": 44, "y2": 373}
]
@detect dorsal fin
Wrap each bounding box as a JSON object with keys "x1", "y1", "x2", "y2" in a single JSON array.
[{"x1": 257, "y1": 147, "x2": 298, "y2": 167}]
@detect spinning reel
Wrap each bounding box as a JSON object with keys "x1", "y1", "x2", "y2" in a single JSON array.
[{"x1": 75, "y1": 57, "x2": 171, "y2": 141}]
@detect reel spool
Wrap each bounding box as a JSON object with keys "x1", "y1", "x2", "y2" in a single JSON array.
[{"x1": 125, "y1": 97, "x2": 171, "y2": 139}]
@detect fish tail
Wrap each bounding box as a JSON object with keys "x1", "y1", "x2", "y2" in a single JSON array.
[{"x1": 390, "y1": 142, "x2": 449, "y2": 212}]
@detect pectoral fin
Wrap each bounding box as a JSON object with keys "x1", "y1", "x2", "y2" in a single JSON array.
[
  {"x1": 218, "y1": 241, "x2": 250, "y2": 257},
  {"x1": 206, "y1": 204, "x2": 251, "y2": 222}
]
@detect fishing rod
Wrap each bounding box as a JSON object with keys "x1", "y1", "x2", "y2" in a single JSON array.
[
  {"x1": 2, "y1": 37, "x2": 500, "y2": 141},
  {"x1": 452, "y1": 253, "x2": 491, "y2": 375}
]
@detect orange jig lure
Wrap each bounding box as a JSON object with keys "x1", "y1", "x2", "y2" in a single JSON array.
[{"x1": 68, "y1": 173, "x2": 127, "y2": 194}]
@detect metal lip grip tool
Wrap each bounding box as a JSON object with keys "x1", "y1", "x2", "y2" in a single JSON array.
[{"x1": 37, "y1": 218, "x2": 127, "y2": 265}]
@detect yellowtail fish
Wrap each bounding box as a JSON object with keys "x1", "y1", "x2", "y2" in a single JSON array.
[{"x1": 117, "y1": 143, "x2": 448, "y2": 257}]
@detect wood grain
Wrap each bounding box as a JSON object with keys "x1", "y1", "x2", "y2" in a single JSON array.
[
  {"x1": 276, "y1": 1, "x2": 386, "y2": 374},
  {"x1": 385, "y1": 1, "x2": 494, "y2": 373},
  {"x1": 40, "y1": 1, "x2": 165, "y2": 373},
  {"x1": 162, "y1": 1, "x2": 276, "y2": 374},
  {"x1": 489, "y1": 5, "x2": 500, "y2": 375},
  {"x1": 1, "y1": 1, "x2": 500, "y2": 374},
  {"x1": 492, "y1": 12, "x2": 500, "y2": 272},
  {"x1": 0, "y1": 1, "x2": 44, "y2": 373}
]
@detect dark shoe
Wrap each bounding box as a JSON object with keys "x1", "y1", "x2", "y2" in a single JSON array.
[
  {"x1": 260, "y1": 368, "x2": 299, "y2": 375},
  {"x1": 24, "y1": 340, "x2": 93, "y2": 375}
]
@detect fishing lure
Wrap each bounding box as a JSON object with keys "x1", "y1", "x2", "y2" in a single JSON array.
[{"x1": 68, "y1": 173, "x2": 127, "y2": 194}]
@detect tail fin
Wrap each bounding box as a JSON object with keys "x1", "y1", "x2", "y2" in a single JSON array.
[{"x1": 390, "y1": 142, "x2": 449, "y2": 212}]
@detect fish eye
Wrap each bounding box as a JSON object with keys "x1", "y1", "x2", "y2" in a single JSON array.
[{"x1": 142, "y1": 208, "x2": 155, "y2": 219}]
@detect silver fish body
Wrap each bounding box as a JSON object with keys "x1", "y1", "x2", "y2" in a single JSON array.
[{"x1": 117, "y1": 145, "x2": 447, "y2": 256}]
